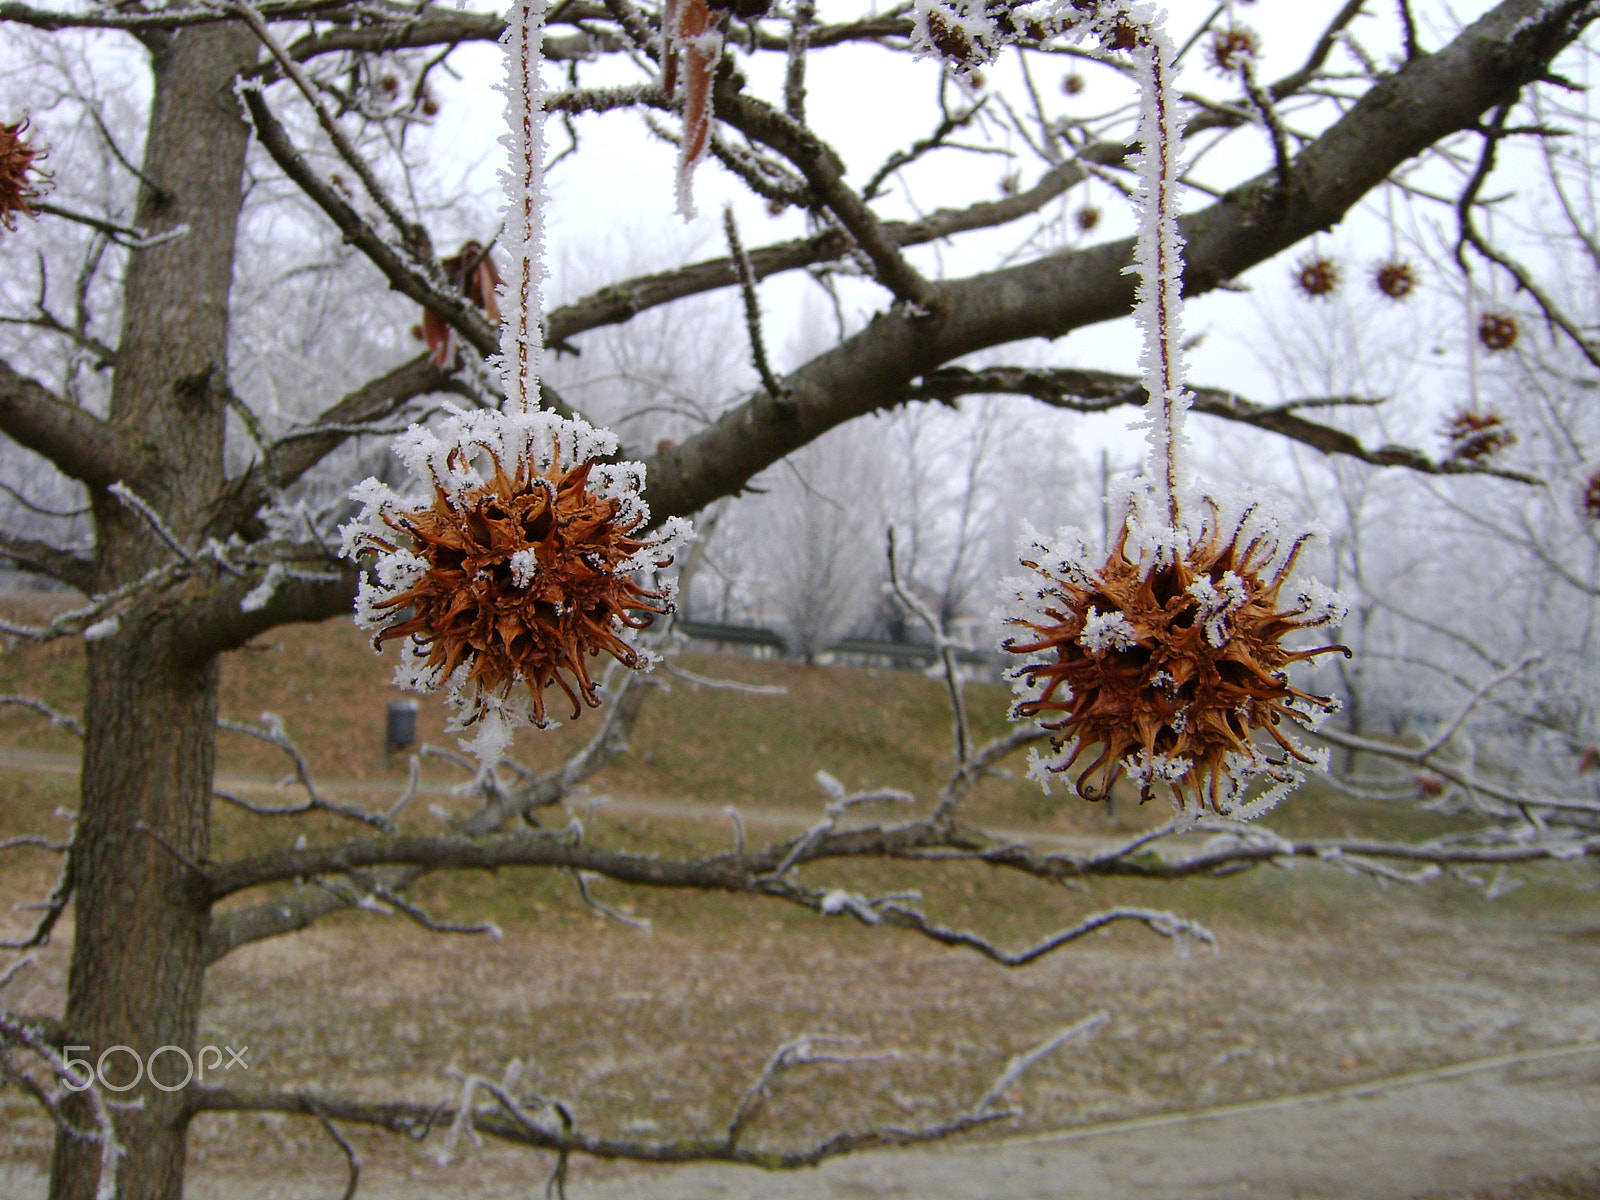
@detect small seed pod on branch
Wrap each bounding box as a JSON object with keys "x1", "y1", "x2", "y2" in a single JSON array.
[
  {"x1": 1372, "y1": 259, "x2": 1418, "y2": 300},
  {"x1": 1206, "y1": 26, "x2": 1260, "y2": 73},
  {"x1": 341, "y1": 407, "x2": 691, "y2": 765},
  {"x1": 1293, "y1": 254, "x2": 1341, "y2": 298},
  {"x1": 911, "y1": 0, "x2": 1007, "y2": 72},
  {"x1": 1075, "y1": 204, "x2": 1101, "y2": 232},
  {"x1": 1442, "y1": 407, "x2": 1515, "y2": 461},
  {"x1": 0, "y1": 118, "x2": 47, "y2": 232},
  {"x1": 1477, "y1": 311, "x2": 1519, "y2": 352},
  {"x1": 1580, "y1": 470, "x2": 1600, "y2": 521}
]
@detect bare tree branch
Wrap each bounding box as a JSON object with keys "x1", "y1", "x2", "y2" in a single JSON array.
[
  {"x1": 0, "y1": 358, "x2": 129, "y2": 487},
  {"x1": 905, "y1": 366, "x2": 1543, "y2": 484}
]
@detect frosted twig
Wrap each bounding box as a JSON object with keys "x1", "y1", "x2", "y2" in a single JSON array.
[
  {"x1": 933, "y1": 725, "x2": 1050, "y2": 822},
  {"x1": 726, "y1": 1035, "x2": 896, "y2": 1146},
  {"x1": 570, "y1": 869, "x2": 651, "y2": 931},
  {"x1": 1419, "y1": 655, "x2": 1539, "y2": 759},
  {"x1": 819, "y1": 900, "x2": 1216, "y2": 967},
  {"x1": 814, "y1": 771, "x2": 918, "y2": 818},
  {"x1": 0, "y1": 835, "x2": 69, "y2": 854},
  {"x1": 1, "y1": 815, "x2": 74, "y2": 950},
  {"x1": 0, "y1": 953, "x2": 34, "y2": 993},
  {"x1": 309, "y1": 1105, "x2": 362, "y2": 1200},
  {"x1": 385, "y1": 755, "x2": 423, "y2": 826},
  {"x1": 723, "y1": 805, "x2": 747, "y2": 859},
  {"x1": 973, "y1": 1010, "x2": 1109, "y2": 1113},
  {"x1": 367, "y1": 881, "x2": 502, "y2": 937},
  {"x1": 663, "y1": 661, "x2": 788, "y2": 694},
  {"x1": 1328, "y1": 853, "x2": 1442, "y2": 886},
  {"x1": 0, "y1": 478, "x2": 87, "y2": 519},
  {"x1": 109, "y1": 481, "x2": 193, "y2": 562},
  {"x1": 0, "y1": 1011, "x2": 125, "y2": 1198},
  {"x1": 226, "y1": 0, "x2": 419, "y2": 249},
  {"x1": 784, "y1": 0, "x2": 815, "y2": 123},
  {"x1": 887, "y1": 526, "x2": 970, "y2": 765},
  {"x1": 0, "y1": 694, "x2": 83, "y2": 738},
  {"x1": 218, "y1": 716, "x2": 394, "y2": 830},
  {"x1": 1080, "y1": 813, "x2": 1196, "y2": 868},
  {"x1": 1240, "y1": 60, "x2": 1292, "y2": 194},
  {"x1": 723, "y1": 205, "x2": 787, "y2": 400}
]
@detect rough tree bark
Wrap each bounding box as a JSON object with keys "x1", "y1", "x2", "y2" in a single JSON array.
[{"x1": 48, "y1": 21, "x2": 258, "y2": 1200}]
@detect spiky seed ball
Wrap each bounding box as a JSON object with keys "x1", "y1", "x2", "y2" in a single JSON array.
[
  {"x1": 342, "y1": 407, "x2": 691, "y2": 764},
  {"x1": 1207, "y1": 26, "x2": 1260, "y2": 73},
  {"x1": 1373, "y1": 259, "x2": 1417, "y2": 300},
  {"x1": 0, "y1": 119, "x2": 46, "y2": 232},
  {"x1": 1442, "y1": 408, "x2": 1514, "y2": 461},
  {"x1": 1294, "y1": 254, "x2": 1341, "y2": 298},
  {"x1": 1062, "y1": 72, "x2": 1086, "y2": 95},
  {"x1": 1075, "y1": 204, "x2": 1102, "y2": 233},
  {"x1": 1581, "y1": 470, "x2": 1600, "y2": 521},
  {"x1": 1002, "y1": 496, "x2": 1347, "y2": 815},
  {"x1": 999, "y1": 172, "x2": 1020, "y2": 196},
  {"x1": 1478, "y1": 312, "x2": 1519, "y2": 352},
  {"x1": 913, "y1": 0, "x2": 1004, "y2": 72}
]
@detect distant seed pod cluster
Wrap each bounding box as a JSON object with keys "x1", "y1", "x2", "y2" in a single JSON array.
[
  {"x1": 1372, "y1": 259, "x2": 1418, "y2": 300},
  {"x1": 1478, "y1": 312, "x2": 1519, "y2": 352},
  {"x1": 1442, "y1": 408, "x2": 1515, "y2": 462},
  {"x1": 1293, "y1": 254, "x2": 1341, "y2": 299}
]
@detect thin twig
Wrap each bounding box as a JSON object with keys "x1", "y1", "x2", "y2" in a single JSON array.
[{"x1": 722, "y1": 205, "x2": 787, "y2": 400}]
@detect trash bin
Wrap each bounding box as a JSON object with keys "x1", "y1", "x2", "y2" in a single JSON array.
[{"x1": 385, "y1": 699, "x2": 420, "y2": 755}]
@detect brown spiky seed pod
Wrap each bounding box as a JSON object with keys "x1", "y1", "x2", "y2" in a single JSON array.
[
  {"x1": 0, "y1": 119, "x2": 46, "y2": 232},
  {"x1": 1075, "y1": 204, "x2": 1102, "y2": 233},
  {"x1": 1478, "y1": 312, "x2": 1519, "y2": 352},
  {"x1": 1207, "y1": 26, "x2": 1260, "y2": 73},
  {"x1": 1294, "y1": 254, "x2": 1341, "y2": 298},
  {"x1": 1003, "y1": 501, "x2": 1348, "y2": 813},
  {"x1": 1372, "y1": 259, "x2": 1418, "y2": 300},
  {"x1": 345, "y1": 410, "x2": 689, "y2": 741},
  {"x1": 1062, "y1": 72, "x2": 1086, "y2": 95},
  {"x1": 1442, "y1": 408, "x2": 1515, "y2": 461}
]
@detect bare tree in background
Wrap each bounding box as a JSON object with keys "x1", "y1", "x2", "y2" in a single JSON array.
[{"x1": 1, "y1": 1, "x2": 1599, "y2": 1196}]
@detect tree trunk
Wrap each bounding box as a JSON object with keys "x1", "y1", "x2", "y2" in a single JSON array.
[{"x1": 50, "y1": 20, "x2": 256, "y2": 1200}]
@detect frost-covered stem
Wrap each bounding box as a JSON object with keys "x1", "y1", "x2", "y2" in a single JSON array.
[
  {"x1": 500, "y1": 0, "x2": 549, "y2": 413},
  {"x1": 1129, "y1": 15, "x2": 1190, "y2": 530}
]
